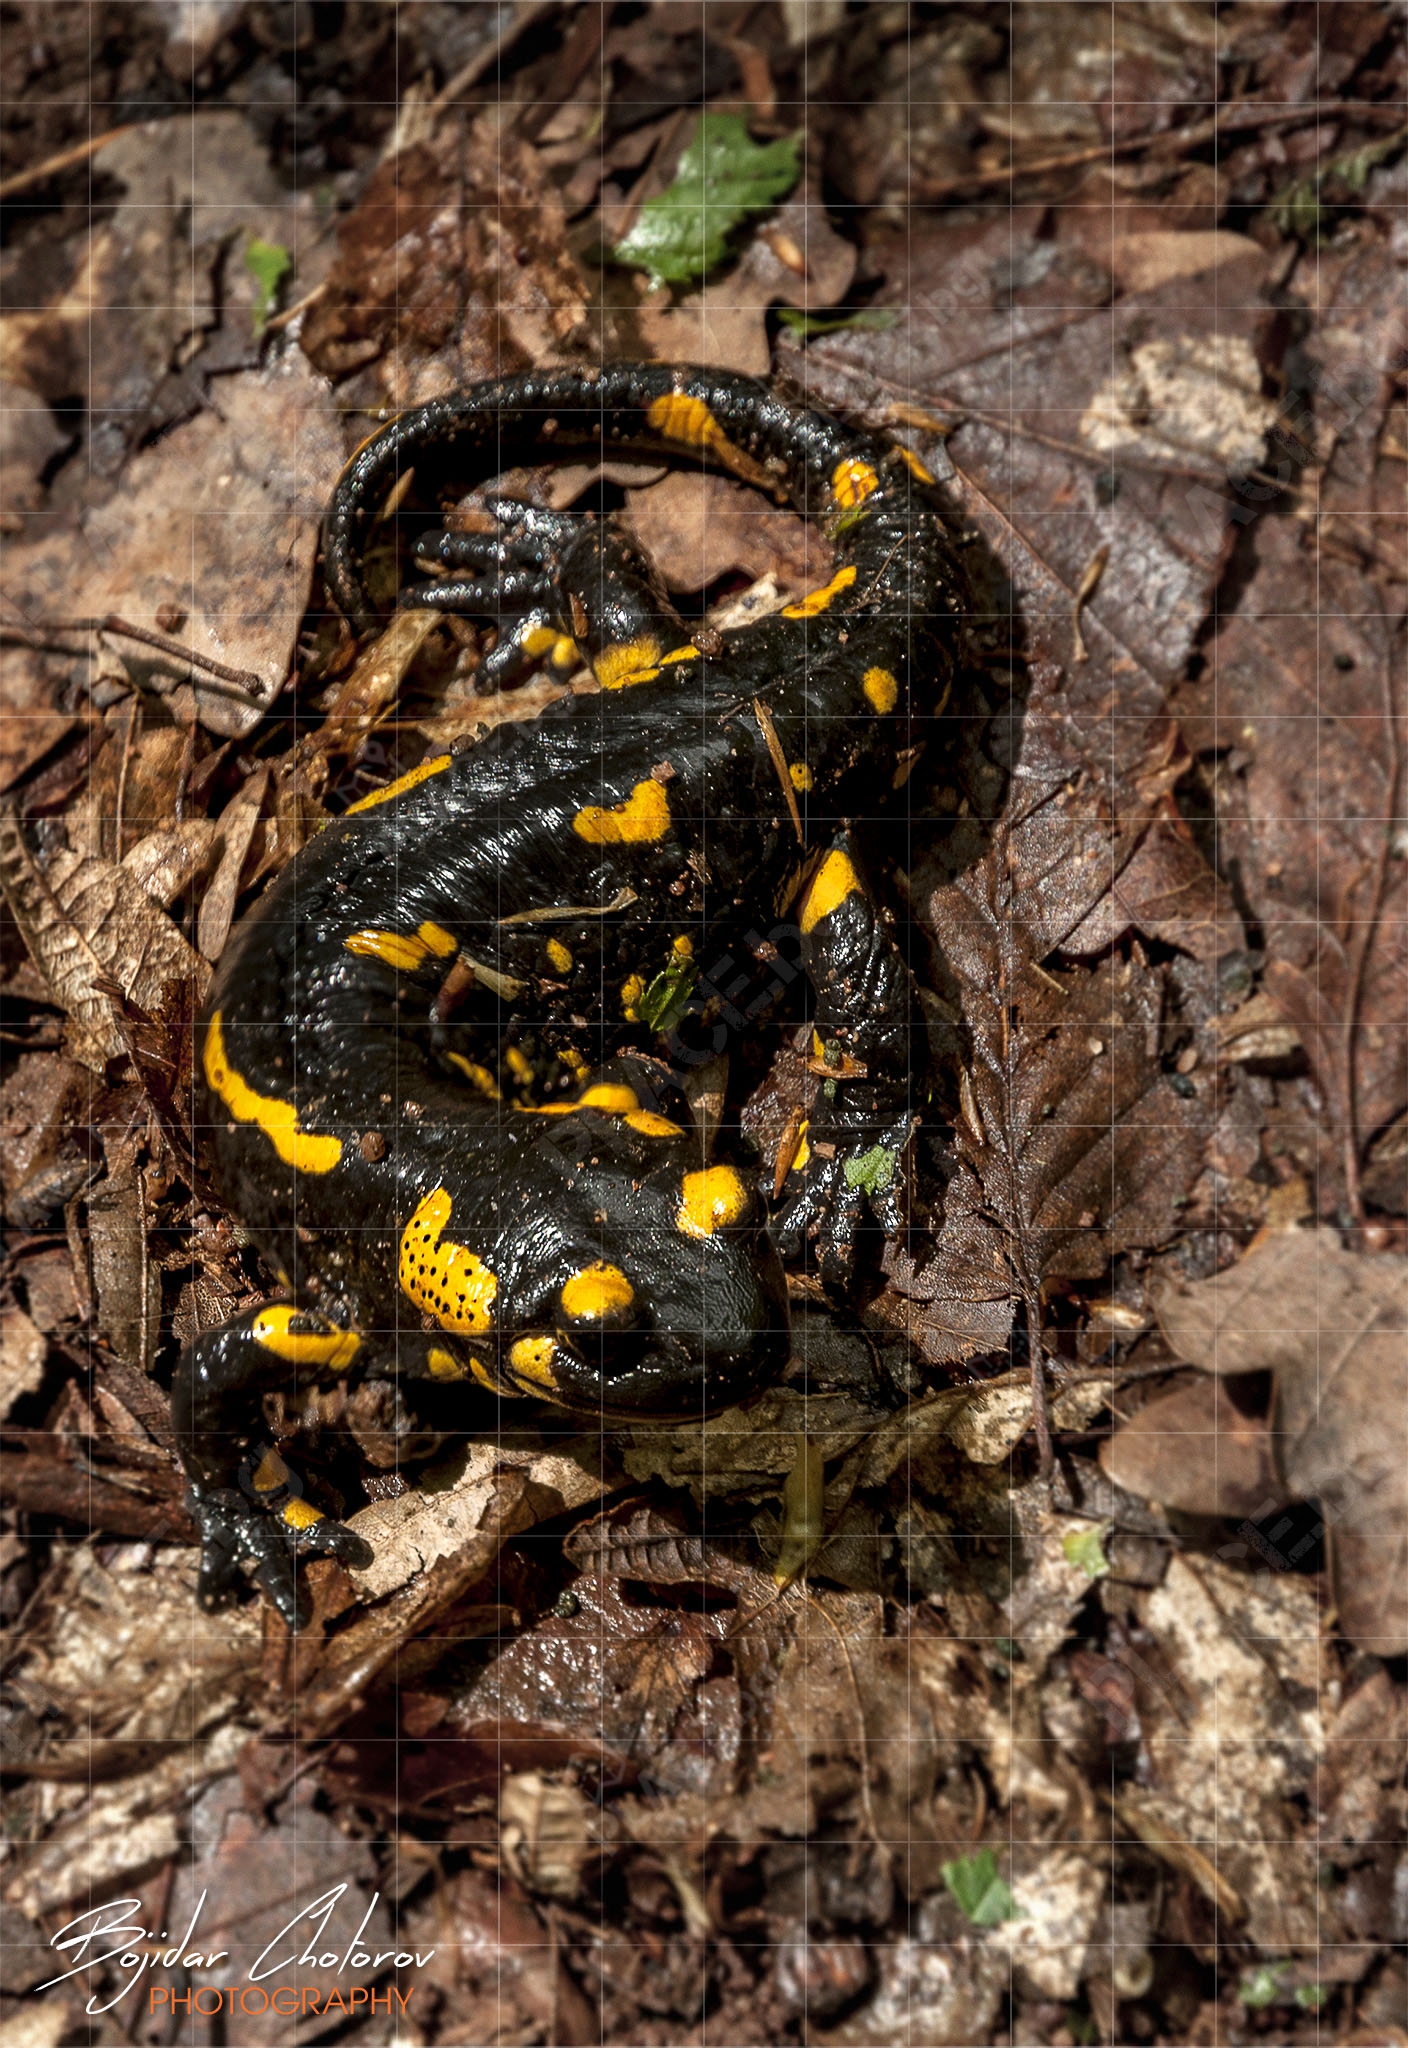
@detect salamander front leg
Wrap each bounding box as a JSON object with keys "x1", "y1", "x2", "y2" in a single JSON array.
[
  {"x1": 172, "y1": 1303, "x2": 374, "y2": 1631},
  {"x1": 774, "y1": 837, "x2": 920, "y2": 1294}
]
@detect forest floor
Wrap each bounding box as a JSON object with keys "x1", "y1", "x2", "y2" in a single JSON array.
[{"x1": 1, "y1": 3, "x2": 1406, "y2": 2042}]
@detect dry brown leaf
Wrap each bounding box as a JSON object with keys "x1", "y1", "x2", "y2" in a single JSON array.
[
  {"x1": 942, "y1": 881, "x2": 1208, "y2": 1277},
  {"x1": 196, "y1": 767, "x2": 268, "y2": 962},
  {"x1": 0, "y1": 1307, "x2": 47, "y2": 1419},
  {"x1": 0, "y1": 803, "x2": 210, "y2": 1072},
  {"x1": 499, "y1": 1770, "x2": 599, "y2": 1900},
  {"x1": 1099, "y1": 1372, "x2": 1278, "y2": 1519},
  {"x1": 1126, "y1": 1555, "x2": 1327, "y2": 1951},
  {"x1": 625, "y1": 469, "x2": 822, "y2": 594},
  {"x1": 300, "y1": 119, "x2": 590, "y2": 402},
  {"x1": 1153, "y1": 1227, "x2": 1408, "y2": 1654},
  {"x1": 1, "y1": 113, "x2": 303, "y2": 479},
  {"x1": 86, "y1": 1159, "x2": 160, "y2": 1371},
  {"x1": 6, "y1": 352, "x2": 344, "y2": 738}
]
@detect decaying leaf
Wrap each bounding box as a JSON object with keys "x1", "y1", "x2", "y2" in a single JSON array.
[
  {"x1": 0, "y1": 803, "x2": 210, "y2": 1072},
  {"x1": 86, "y1": 1157, "x2": 160, "y2": 1371},
  {"x1": 1100, "y1": 1372, "x2": 1279, "y2": 1519},
  {"x1": 1124, "y1": 1555, "x2": 1326, "y2": 1952},
  {"x1": 0, "y1": 1307, "x2": 46, "y2": 1419},
  {"x1": 500, "y1": 1770, "x2": 600, "y2": 1900},
  {"x1": 1081, "y1": 333, "x2": 1277, "y2": 475},
  {"x1": 1153, "y1": 1227, "x2": 1408, "y2": 1654},
  {"x1": 300, "y1": 119, "x2": 590, "y2": 401},
  {"x1": 930, "y1": 880, "x2": 1209, "y2": 1298},
  {"x1": 1, "y1": 1544, "x2": 259, "y2": 1916}
]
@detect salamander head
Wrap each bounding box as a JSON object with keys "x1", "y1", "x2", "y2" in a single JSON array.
[{"x1": 493, "y1": 1135, "x2": 789, "y2": 1416}]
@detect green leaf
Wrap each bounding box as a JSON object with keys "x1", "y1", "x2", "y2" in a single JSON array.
[
  {"x1": 776, "y1": 306, "x2": 898, "y2": 337},
  {"x1": 613, "y1": 113, "x2": 801, "y2": 288},
  {"x1": 636, "y1": 958, "x2": 698, "y2": 1034},
  {"x1": 1239, "y1": 1964, "x2": 1288, "y2": 2010},
  {"x1": 941, "y1": 1848, "x2": 1018, "y2": 1927},
  {"x1": 1062, "y1": 1521, "x2": 1112, "y2": 1581},
  {"x1": 842, "y1": 1144, "x2": 897, "y2": 1195},
  {"x1": 245, "y1": 237, "x2": 292, "y2": 334},
  {"x1": 1294, "y1": 1984, "x2": 1328, "y2": 2011}
]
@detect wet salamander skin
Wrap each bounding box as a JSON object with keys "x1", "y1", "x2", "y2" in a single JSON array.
[{"x1": 176, "y1": 361, "x2": 966, "y2": 1627}]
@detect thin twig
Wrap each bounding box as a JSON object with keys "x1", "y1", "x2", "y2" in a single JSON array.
[
  {"x1": 428, "y1": 0, "x2": 559, "y2": 114},
  {"x1": 50, "y1": 614, "x2": 268, "y2": 695},
  {"x1": 915, "y1": 100, "x2": 1405, "y2": 200},
  {"x1": 0, "y1": 123, "x2": 137, "y2": 201},
  {"x1": 1340, "y1": 655, "x2": 1406, "y2": 1230}
]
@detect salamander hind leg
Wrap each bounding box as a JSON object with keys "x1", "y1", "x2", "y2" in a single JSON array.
[
  {"x1": 172, "y1": 1303, "x2": 374, "y2": 1631},
  {"x1": 774, "y1": 835, "x2": 921, "y2": 1296}
]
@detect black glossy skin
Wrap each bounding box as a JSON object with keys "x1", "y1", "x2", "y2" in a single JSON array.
[{"x1": 176, "y1": 362, "x2": 966, "y2": 1627}]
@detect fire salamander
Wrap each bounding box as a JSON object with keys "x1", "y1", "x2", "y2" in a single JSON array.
[{"x1": 176, "y1": 362, "x2": 966, "y2": 1627}]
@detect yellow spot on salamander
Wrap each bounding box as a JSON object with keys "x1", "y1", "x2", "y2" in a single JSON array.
[
  {"x1": 662, "y1": 645, "x2": 700, "y2": 664},
  {"x1": 346, "y1": 920, "x2": 458, "y2": 971},
  {"x1": 521, "y1": 624, "x2": 560, "y2": 659},
  {"x1": 344, "y1": 754, "x2": 451, "y2": 815},
  {"x1": 580, "y1": 1083, "x2": 639, "y2": 1112},
  {"x1": 545, "y1": 938, "x2": 573, "y2": 974},
  {"x1": 203, "y1": 1012, "x2": 343, "y2": 1175},
  {"x1": 252, "y1": 1449, "x2": 288, "y2": 1493},
  {"x1": 833, "y1": 456, "x2": 879, "y2": 508},
  {"x1": 648, "y1": 391, "x2": 723, "y2": 450},
  {"x1": 644, "y1": 392, "x2": 774, "y2": 490},
  {"x1": 561, "y1": 1261, "x2": 635, "y2": 1322},
  {"x1": 507, "y1": 1335, "x2": 559, "y2": 1391},
  {"x1": 863, "y1": 666, "x2": 899, "y2": 714},
  {"x1": 251, "y1": 1305, "x2": 361, "y2": 1371},
  {"x1": 595, "y1": 635, "x2": 663, "y2": 689},
  {"x1": 345, "y1": 928, "x2": 428, "y2": 972},
  {"x1": 282, "y1": 1498, "x2": 324, "y2": 1531},
  {"x1": 799, "y1": 848, "x2": 862, "y2": 934},
  {"x1": 399, "y1": 1187, "x2": 498, "y2": 1334},
  {"x1": 573, "y1": 778, "x2": 672, "y2": 845},
  {"x1": 522, "y1": 1082, "x2": 642, "y2": 1118},
  {"x1": 626, "y1": 1109, "x2": 685, "y2": 1137},
  {"x1": 469, "y1": 1356, "x2": 500, "y2": 1392},
  {"x1": 551, "y1": 635, "x2": 578, "y2": 669},
  {"x1": 782, "y1": 565, "x2": 857, "y2": 619},
  {"x1": 789, "y1": 761, "x2": 813, "y2": 793},
  {"x1": 427, "y1": 1345, "x2": 468, "y2": 1381},
  {"x1": 621, "y1": 972, "x2": 646, "y2": 1020},
  {"x1": 677, "y1": 1164, "x2": 751, "y2": 1238},
  {"x1": 899, "y1": 447, "x2": 936, "y2": 484},
  {"x1": 447, "y1": 1053, "x2": 501, "y2": 1100}
]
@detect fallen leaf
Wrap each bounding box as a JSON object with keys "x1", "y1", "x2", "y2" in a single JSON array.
[
  {"x1": 1082, "y1": 333, "x2": 1277, "y2": 474},
  {"x1": 301, "y1": 120, "x2": 590, "y2": 403},
  {"x1": 1, "y1": 113, "x2": 302, "y2": 479},
  {"x1": 1126, "y1": 1554, "x2": 1327, "y2": 1951},
  {"x1": 932, "y1": 884, "x2": 1210, "y2": 1296},
  {"x1": 5, "y1": 352, "x2": 345, "y2": 738},
  {"x1": 625, "y1": 470, "x2": 822, "y2": 594},
  {"x1": 195, "y1": 767, "x2": 268, "y2": 962},
  {"x1": 613, "y1": 113, "x2": 800, "y2": 288},
  {"x1": 0, "y1": 1308, "x2": 46, "y2": 1419},
  {"x1": 1153, "y1": 1228, "x2": 1408, "y2": 1654},
  {"x1": 86, "y1": 1158, "x2": 160, "y2": 1370},
  {"x1": 1100, "y1": 1373, "x2": 1279, "y2": 1519},
  {"x1": 499, "y1": 1770, "x2": 600, "y2": 1900},
  {"x1": 0, "y1": 803, "x2": 210, "y2": 1072}
]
